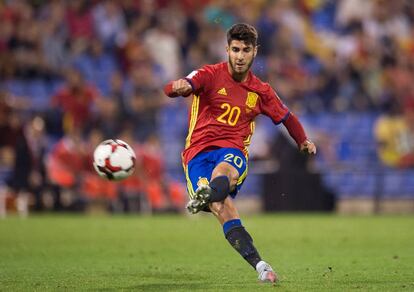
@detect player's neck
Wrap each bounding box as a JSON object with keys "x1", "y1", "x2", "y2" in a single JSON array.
[{"x1": 227, "y1": 63, "x2": 249, "y2": 83}]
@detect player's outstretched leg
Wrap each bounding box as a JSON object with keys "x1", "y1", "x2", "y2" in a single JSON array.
[
  {"x1": 211, "y1": 198, "x2": 278, "y2": 284},
  {"x1": 223, "y1": 218, "x2": 278, "y2": 283}
]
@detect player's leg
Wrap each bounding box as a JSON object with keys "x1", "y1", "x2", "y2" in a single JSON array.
[
  {"x1": 185, "y1": 149, "x2": 277, "y2": 282},
  {"x1": 208, "y1": 161, "x2": 277, "y2": 283},
  {"x1": 194, "y1": 159, "x2": 260, "y2": 265},
  {"x1": 209, "y1": 198, "x2": 276, "y2": 283}
]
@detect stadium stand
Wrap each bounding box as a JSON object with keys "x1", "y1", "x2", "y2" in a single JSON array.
[{"x1": 1, "y1": 0, "x2": 414, "y2": 214}]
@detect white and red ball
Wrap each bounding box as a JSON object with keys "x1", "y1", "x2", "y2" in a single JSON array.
[{"x1": 93, "y1": 139, "x2": 136, "y2": 181}]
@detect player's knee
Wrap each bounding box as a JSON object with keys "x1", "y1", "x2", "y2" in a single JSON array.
[
  {"x1": 212, "y1": 172, "x2": 238, "y2": 190},
  {"x1": 214, "y1": 170, "x2": 234, "y2": 181},
  {"x1": 209, "y1": 176, "x2": 230, "y2": 202}
]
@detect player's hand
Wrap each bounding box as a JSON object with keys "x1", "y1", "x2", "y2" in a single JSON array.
[
  {"x1": 172, "y1": 79, "x2": 192, "y2": 97},
  {"x1": 300, "y1": 140, "x2": 316, "y2": 154}
]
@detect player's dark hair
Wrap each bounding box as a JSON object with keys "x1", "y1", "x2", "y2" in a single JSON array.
[{"x1": 227, "y1": 23, "x2": 258, "y2": 47}]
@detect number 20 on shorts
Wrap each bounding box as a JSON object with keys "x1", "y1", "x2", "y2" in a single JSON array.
[{"x1": 224, "y1": 153, "x2": 243, "y2": 169}]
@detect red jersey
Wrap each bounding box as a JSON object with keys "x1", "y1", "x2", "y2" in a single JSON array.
[
  {"x1": 51, "y1": 85, "x2": 98, "y2": 128},
  {"x1": 182, "y1": 62, "x2": 289, "y2": 165}
]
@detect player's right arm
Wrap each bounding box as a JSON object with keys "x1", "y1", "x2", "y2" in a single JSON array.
[
  {"x1": 163, "y1": 79, "x2": 192, "y2": 97},
  {"x1": 163, "y1": 66, "x2": 214, "y2": 98}
]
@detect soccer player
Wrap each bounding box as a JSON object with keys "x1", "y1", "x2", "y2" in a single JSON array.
[{"x1": 163, "y1": 23, "x2": 316, "y2": 283}]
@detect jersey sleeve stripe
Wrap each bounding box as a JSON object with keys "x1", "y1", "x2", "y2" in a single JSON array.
[
  {"x1": 274, "y1": 111, "x2": 290, "y2": 125},
  {"x1": 243, "y1": 121, "x2": 256, "y2": 158},
  {"x1": 243, "y1": 121, "x2": 256, "y2": 147},
  {"x1": 185, "y1": 95, "x2": 200, "y2": 149},
  {"x1": 184, "y1": 77, "x2": 196, "y2": 92}
]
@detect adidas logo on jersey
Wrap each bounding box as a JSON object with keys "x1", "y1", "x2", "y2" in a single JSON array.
[{"x1": 217, "y1": 88, "x2": 227, "y2": 95}]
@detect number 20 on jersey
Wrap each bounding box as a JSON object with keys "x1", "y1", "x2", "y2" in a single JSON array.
[{"x1": 217, "y1": 103, "x2": 241, "y2": 126}]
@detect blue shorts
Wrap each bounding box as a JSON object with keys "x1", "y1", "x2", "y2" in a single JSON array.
[{"x1": 184, "y1": 148, "x2": 248, "y2": 199}]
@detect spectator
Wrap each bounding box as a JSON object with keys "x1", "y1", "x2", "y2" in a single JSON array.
[
  {"x1": 39, "y1": 0, "x2": 69, "y2": 78},
  {"x1": 374, "y1": 102, "x2": 414, "y2": 168},
  {"x1": 144, "y1": 12, "x2": 182, "y2": 81},
  {"x1": 125, "y1": 64, "x2": 165, "y2": 141},
  {"x1": 50, "y1": 67, "x2": 99, "y2": 133},
  {"x1": 46, "y1": 127, "x2": 117, "y2": 211},
  {"x1": 139, "y1": 134, "x2": 185, "y2": 212},
  {"x1": 0, "y1": 92, "x2": 16, "y2": 217},
  {"x1": 66, "y1": 0, "x2": 94, "y2": 41},
  {"x1": 0, "y1": 114, "x2": 48, "y2": 217},
  {"x1": 92, "y1": 0, "x2": 127, "y2": 49}
]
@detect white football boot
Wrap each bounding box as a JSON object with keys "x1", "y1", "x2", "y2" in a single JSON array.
[
  {"x1": 256, "y1": 261, "x2": 278, "y2": 283},
  {"x1": 186, "y1": 184, "x2": 212, "y2": 214},
  {"x1": 185, "y1": 199, "x2": 204, "y2": 214},
  {"x1": 193, "y1": 184, "x2": 211, "y2": 204}
]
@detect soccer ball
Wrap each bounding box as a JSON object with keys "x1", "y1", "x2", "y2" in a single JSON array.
[{"x1": 93, "y1": 139, "x2": 136, "y2": 181}]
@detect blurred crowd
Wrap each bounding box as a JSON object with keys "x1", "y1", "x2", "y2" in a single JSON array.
[{"x1": 1, "y1": 0, "x2": 414, "y2": 216}]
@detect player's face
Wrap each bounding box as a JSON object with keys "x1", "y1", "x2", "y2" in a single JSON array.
[{"x1": 227, "y1": 40, "x2": 257, "y2": 77}]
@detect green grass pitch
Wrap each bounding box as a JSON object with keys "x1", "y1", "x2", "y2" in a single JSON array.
[{"x1": 1, "y1": 214, "x2": 413, "y2": 291}]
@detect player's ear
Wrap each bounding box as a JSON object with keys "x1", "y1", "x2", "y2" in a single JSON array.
[
  {"x1": 226, "y1": 46, "x2": 229, "y2": 54},
  {"x1": 253, "y1": 46, "x2": 258, "y2": 57}
]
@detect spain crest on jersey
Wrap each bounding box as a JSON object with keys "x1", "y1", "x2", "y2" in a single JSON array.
[{"x1": 246, "y1": 92, "x2": 259, "y2": 108}]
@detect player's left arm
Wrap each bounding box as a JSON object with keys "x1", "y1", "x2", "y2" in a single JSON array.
[
  {"x1": 260, "y1": 86, "x2": 316, "y2": 155},
  {"x1": 282, "y1": 112, "x2": 316, "y2": 154}
]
